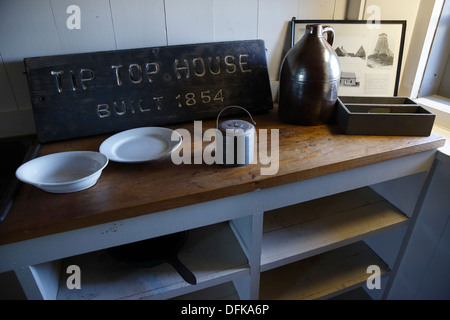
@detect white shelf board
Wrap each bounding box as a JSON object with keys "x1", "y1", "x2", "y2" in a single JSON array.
[
  {"x1": 57, "y1": 222, "x2": 249, "y2": 300},
  {"x1": 261, "y1": 187, "x2": 409, "y2": 272}
]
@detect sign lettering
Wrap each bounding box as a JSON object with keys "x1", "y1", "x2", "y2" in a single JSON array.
[{"x1": 25, "y1": 40, "x2": 273, "y2": 142}]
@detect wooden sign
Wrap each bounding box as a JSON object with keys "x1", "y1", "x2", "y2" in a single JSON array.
[{"x1": 24, "y1": 40, "x2": 273, "y2": 143}]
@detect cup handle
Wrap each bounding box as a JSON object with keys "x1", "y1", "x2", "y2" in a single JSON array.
[{"x1": 322, "y1": 26, "x2": 335, "y2": 47}]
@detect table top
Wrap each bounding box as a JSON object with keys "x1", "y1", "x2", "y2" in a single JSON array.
[{"x1": 0, "y1": 108, "x2": 445, "y2": 245}]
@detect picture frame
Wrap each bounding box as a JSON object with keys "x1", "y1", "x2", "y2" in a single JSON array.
[{"x1": 290, "y1": 19, "x2": 406, "y2": 96}]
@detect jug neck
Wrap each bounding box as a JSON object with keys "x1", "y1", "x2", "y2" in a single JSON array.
[{"x1": 306, "y1": 24, "x2": 323, "y2": 37}]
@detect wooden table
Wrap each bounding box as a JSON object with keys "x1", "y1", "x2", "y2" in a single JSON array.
[{"x1": 0, "y1": 108, "x2": 445, "y2": 300}]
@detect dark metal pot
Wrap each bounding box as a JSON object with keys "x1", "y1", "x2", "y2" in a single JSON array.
[
  {"x1": 108, "y1": 230, "x2": 197, "y2": 285},
  {"x1": 279, "y1": 24, "x2": 341, "y2": 125}
]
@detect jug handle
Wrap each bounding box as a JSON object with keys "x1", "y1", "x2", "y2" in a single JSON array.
[{"x1": 322, "y1": 26, "x2": 335, "y2": 46}]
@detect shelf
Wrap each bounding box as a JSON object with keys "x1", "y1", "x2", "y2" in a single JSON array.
[
  {"x1": 29, "y1": 186, "x2": 414, "y2": 300},
  {"x1": 259, "y1": 241, "x2": 390, "y2": 300},
  {"x1": 329, "y1": 287, "x2": 372, "y2": 300},
  {"x1": 56, "y1": 222, "x2": 249, "y2": 300},
  {"x1": 173, "y1": 281, "x2": 239, "y2": 300},
  {"x1": 261, "y1": 187, "x2": 408, "y2": 271}
]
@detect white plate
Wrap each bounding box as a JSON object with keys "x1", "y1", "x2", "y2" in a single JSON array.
[
  {"x1": 16, "y1": 151, "x2": 108, "y2": 193},
  {"x1": 99, "y1": 127, "x2": 182, "y2": 163}
]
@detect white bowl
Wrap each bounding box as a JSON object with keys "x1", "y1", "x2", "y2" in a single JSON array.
[{"x1": 16, "y1": 151, "x2": 108, "y2": 193}]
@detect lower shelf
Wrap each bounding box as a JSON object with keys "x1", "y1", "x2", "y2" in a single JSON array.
[
  {"x1": 261, "y1": 187, "x2": 408, "y2": 271},
  {"x1": 173, "y1": 281, "x2": 240, "y2": 300},
  {"x1": 54, "y1": 187, "x2": 403, "y2": 300},
  {"x1": 259, "y1": 241, "x2": 390, "y2": 300},
  {"x1": 56, "y1": 222, "x2": 249, "y2": 300},
  {"x1": 173, "y1": 280, "x2": 373, "y2": 300}
]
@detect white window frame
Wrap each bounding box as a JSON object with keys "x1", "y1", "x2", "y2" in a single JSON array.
[
  {"x1": 411, "y1": 0, "x2": 450, "y2": 155},
  {"x1": 411, "y1": 0, "x2": 449, "y2": 101}
]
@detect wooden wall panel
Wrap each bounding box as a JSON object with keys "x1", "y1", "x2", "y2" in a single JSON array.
[
  {"x1": 296, "y1": 0, "x2": 337, "y2": 19},
  {"x1": 0, "y1": 0, "x2": 61, "y2": 111},
  {"x1": 109, "y1": 0, "x2": 167, "y2": 49},
  {"x1": 212, "y1": 0, "x2": 258, "y2": 42},
  {"x1": 49, "y1": 0, "x2": 116, "y2": 54},
  {"x1": 165, "y1": 0, "x2": 214, "y2": 45},
  {"x1": 258, "y1": 0, "x2": 298, "y2": 82}
]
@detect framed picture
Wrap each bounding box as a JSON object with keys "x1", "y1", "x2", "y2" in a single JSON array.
[{"x1": 290, "y1": 19, "x2": 406, "y2": 96}]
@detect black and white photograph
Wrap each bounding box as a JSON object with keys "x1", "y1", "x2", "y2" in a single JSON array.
[{"x1": 291, "y1": 20, "x2": 406, "y2": 96}]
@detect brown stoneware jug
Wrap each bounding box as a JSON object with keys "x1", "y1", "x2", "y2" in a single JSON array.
[{"x1": 279, "y1": 24, "x2": 340, "y2": 125}]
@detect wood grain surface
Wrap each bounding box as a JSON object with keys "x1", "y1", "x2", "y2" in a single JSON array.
[{"x1": 0, "y1": 108, "x2": 445, "y2": 244}]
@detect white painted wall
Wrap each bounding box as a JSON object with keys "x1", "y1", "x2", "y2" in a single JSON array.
[
  {"x1": 0, "y1": 0, "x2": 425, "y2": 138},
  {"x1": 387, "y1": 152, "x2": 450, "y2": 299}
]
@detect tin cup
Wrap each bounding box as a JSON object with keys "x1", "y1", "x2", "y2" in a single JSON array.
[{"x1": 216, "y1": 106, "x2": 256, "y2": 166}]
